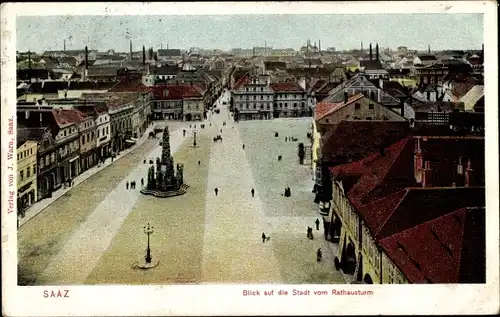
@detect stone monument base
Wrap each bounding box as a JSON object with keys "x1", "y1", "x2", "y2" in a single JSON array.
[
  {"x1": 136, "y1": 259, "x2": 160, "y2": 270},
  {"x1": 140, "y1": 184, "x2": 189, "y2": 198}
]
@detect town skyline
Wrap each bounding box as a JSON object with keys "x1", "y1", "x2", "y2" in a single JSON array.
[{"x1": 17, "y1": 14, "x2": 483, "y2": 53}]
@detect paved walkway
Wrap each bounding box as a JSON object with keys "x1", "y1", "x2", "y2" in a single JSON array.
[
  {"x1": 19, "y1": 124, "x2": 157, "y2": 227},
  {"x1": 36, "y1": 128, "x2": 186, "y2": 285},
  {"x1": 201, "y1": 104, "x2": 283, "y2": 283}
]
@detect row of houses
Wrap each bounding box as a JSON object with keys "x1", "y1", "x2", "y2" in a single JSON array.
[
  {"x1": 16, "y1": 91, "x2": 151, "y2": 216},
  {"x1": 309, "y1": 76, "x2": 485, "y2": 283}
]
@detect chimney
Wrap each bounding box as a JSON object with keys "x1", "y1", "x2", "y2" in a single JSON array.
[
  {"x1": 464, "y1": 159, "x2": 473, "y2": 187},
  {"x1": 369, "y1": 43, "x2": 373, "y2": 60},
  {"x1": 361, "y1": 41, "x2": 363, "y2": 52},
  {"x1": 344, "y1": 91, "x2": 348, "y2": 103},
  {"x1": 319, "y1": 40, "x2": 321, "y2": 52},
  {"x1": 142, "y1": 45, "x2": 146, "y2": 65},
  {"x1": 85, "y1": 46, "x2": 88, "y2": 69},
  {"x1": 414, "y1": 138, "x2": 423, "y2": 183},
  {"x1": 64, "y1": 39, "x2": 66, "y2": 52},
  {"x1": 422, "y1": 161, "x2": 433, "y2": 188},
  {"x1": 428, "y1": 44, "x2": 430, "y2": 54},
  {"x1": 376, "y1": 43, "x2": 379, "y2": 60}
]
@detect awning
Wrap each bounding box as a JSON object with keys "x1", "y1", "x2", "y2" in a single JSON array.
[
  {"x1": 69, "y1": 156, "x2": 79, "y2": 163},
  {"x1": 125, "y1": 139, "x2": 136, "y2": 144}
]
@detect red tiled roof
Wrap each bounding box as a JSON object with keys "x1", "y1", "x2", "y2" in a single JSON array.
[
  {"x1": 330, "y1": 137, "x2": 413, "y2": 208},
  {"x1": 233, "y1": 75, "x2": 249, "y2": 90},
  {"x1": 360, "y1": 187, "x2": 485, "y2": 240},
  {"x1": 316, "y1": 93, "x2": 364, "y2": 120},
  {"x1": 51, "y1": 108, "x2": 89, "y2": 127},
  {"x1": 379, "y1": 206, "x2": 485, "y2": 283},
  {"x1": 315, "y1": 102, "x2": 336, "y2": 120},
  {"x1": 269, "y1": 82, "x2": 303, "y2": 92},
  {"x1": 320, "y1": 121, "x2": 410, "y2": 165}
]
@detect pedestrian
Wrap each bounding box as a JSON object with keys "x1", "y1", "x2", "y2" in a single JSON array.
[
  {"x1": 141, "y1": 178, "x2": 144, "y2": 187},
  {"x1": 316, "y1": 248, "x2": 322, "y2": 262},
  {"x1": 242, "y1": 144, "x2": 245, "y2": 150},
  {"x1": 198, "y1": 160, "x2": 201, "y2": 165},
  {"x1": 214, "y1": 188, "x2": 219, "y2": 196},
  {"x1": 315, "y1": 218, "x2": 320, "y2": 230},
  {"x1": 262, "y1": 232, "x2": 266, "y2": 243},
  {"x1": 285, "y1": 137, "x2": 287, "y2": 142},
  {"x1": 278, "y1": 155, "x2": 282, "y2": 161},
  {"x1": 126, "y1": 181, "x2": 129, "y2": 190},
  {"x1": 251, "y1": 188, "x2": 255, "y2": 197}
]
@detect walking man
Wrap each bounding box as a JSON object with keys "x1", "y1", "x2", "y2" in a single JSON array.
[
  {"x1": 315, "y1": 218, "x2": 320, "y2": 230},
  {"x1": 262, "y1": 232, "x2": 266, "y2": 243},
  {"x1": 198, "y1": 160, "x2": 201, "y2": 165},
  {"x1": 242, "y1": 144, "x2": 245, "y2": 150},
  {"x1": 141, "y1": 178, "x2": 144, "y2": 187},
  {"x1": 316, "y1": 248, "x2": 322, "y2": 262},
  {"x1": 251, "y1": 188, "x2": 255, "y2": 197},
  {"x1": 214, "y1": 188, "x2": 219, "y2": 196},
  {"x1": 126, "y1": 181, "x2": 129, "y2": 190}
]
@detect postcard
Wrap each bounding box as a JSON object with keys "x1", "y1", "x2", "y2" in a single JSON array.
[{"x1": 1, "y1": 1, "x2": 499, "y2": 316}]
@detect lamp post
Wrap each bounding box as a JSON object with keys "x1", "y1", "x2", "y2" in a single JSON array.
[{"x1": 143, "y1": 223, "x2": 154, "y2": 263}]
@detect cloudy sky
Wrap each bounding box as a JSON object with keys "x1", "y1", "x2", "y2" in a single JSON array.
[{"x1": 16, "y1": 14, "x2": 483, "y2": 53}]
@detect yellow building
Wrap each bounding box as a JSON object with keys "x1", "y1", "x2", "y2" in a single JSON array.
[
  {"x1": 311, "y1": 119, "x2": 321, "y2": 180},
  {"x1": 17, "y1": 139, "x2": 38, "y2": 216},
  {"x1": 391, "y1": 77, "x2": 418, "y2": 89}
]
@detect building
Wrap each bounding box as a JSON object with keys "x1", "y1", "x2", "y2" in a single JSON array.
[
  {"x1": 413, "y1": 55, "x2": 438, "y2": 66},
  {"x1": 52, "y1": 109, "x2": 82, "y2": 183},
  {"x1": 327, "y1": 136, "x2": 485, "y2": 283},
  {"x1": 316, "y1": 92, "x2": 406, "y2": 125},
  {"x1": 270, "y1": 82, "x2": 310, "y2": 118},
  {"x1": 77, "y1": 104, "x2": 111, "y2": 162},
  {"x1": 17, "y1": 133, "x2": 38, "y2": 216},
  {"x1": 322, "y1": 74, "x2": 401, "y2": 108},
  {"x1": 75, "y1": 109, "x2": 97, "y2": 173},
  {"x1": 231, "y1": 75, "x2": 274, "y2": 120}
]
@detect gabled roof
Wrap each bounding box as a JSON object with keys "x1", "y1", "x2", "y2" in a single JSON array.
[
  {"x1": 320, "y1": 121, "x2": 410, "y2": 165},
  {"x1": 360, "y1": 185, "x2": 485, "y2": 240},
  {"x1": 330, "y1": 136, "x2": 414, "y2": 208},
  {"x1": 153, "y1": 65, "x2": 180, "y2": 76},
  {"x1": 379, "y1": 206, "x2": 485, "y2": 283},
  {"x1": 109, "y1": 78, "x2": 150, "y2": 93},
  {"x1": 316, "y1": 93, "x2": 364, "y2": 120}
]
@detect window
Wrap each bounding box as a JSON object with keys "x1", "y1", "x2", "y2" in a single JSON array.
[
  {"x1": 266, "y1": 105, "x2": 270, "y2": 109},
  {"x1": 97, "y1": 130, "x2": 100, "y2": 138},
  {"x1": 39, "y1": 158, "x2": 44, "y2": 169},
  {"x1": 261, "y1": 87, "x2": 263, "y2": 91},
  {"x1": 51, "y1": 153, "x2": 55, "y2": 163},
  {"x1": 246, "y1": 104, "x2": 249, "y2": 109},
  {"x1": 17, "y1": 154, "x2": 20, "y2": 160},
  {"x1": 355, "y1": 103, "x2": 361, "y2": 110},
  {"x1": 301, "y1": 102, "x2": 305, "y2": 107},
  {"x1": 369, "y1": 103, "x2": 374, "y2": 110},
  {"x1": 27, "y1": 166, "x2": 31, "y2": 178},
  {"x1": 260, "y1": 104, "x2": 264, "y2": 109},
  {"x1": 45, "y1": 155, "x2": 50, "y2": 165},
  {"x1": 253, "y1": 96, "x2": 256, "y2": 100},
  {"x1": 260, "y1": 95, "x2": 263, "y2": 100},
  {"x1": 106, "y1": 127, "x2": 109, "y2": 134},
  {"x1": 20, "y1": 170, "x2": 24, "y2": 181},
  {"x1": 284, "y1": 103, "x2": 288, "y2": 108},
  {"x1": 33, "y1": 164, "x2": 37, "y2": 174},
  {"x1": 30, "y1": 149, "x2": 33, "y2": 155},
  {"x1": 81, "y1": 136, "x2": 85, "y2": 144},
  {"x1": 293, "y1": 103, "x2": 297, "y2": 108},
  {"x1": 253, "y1": 104, "x2": 256, "y2": 109}
]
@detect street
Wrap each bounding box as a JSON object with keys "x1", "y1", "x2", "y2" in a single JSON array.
[{"x1": 18, "y1": 90, "x2": 344, "y2": 285}]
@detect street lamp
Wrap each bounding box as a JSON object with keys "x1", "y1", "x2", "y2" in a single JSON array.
[{"x1": 143, "y1": 223, "x2": 154, "y2": 263}]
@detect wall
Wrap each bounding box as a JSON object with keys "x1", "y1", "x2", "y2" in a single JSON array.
[
  {"x1": 17, "y1": 141, "x2": 38, "y2": 207},
  {"x1": 318, "y1": 96, "x2": 405, "y2": 125},
  {"x1": 361, "y1": 222, "x2": 381, "y2": 283},
  {"x1": 381, "y1": 251, "x2": 408, "y2": 284}
]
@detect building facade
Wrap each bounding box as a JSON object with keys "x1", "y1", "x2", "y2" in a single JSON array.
[
  {"x1": 270, "y1": 82, "x2": 310, "y2": 118},
  {"x1": 17, "y1": 140, "x2": 38, "y2": 215},
  {"x1": 232, "y1": 75, "x2": 274, "y2": 120}
]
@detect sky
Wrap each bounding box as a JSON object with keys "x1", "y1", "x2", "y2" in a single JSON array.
[{"x1": 16, "y1": 14, "x2": 484, "y2": 53}]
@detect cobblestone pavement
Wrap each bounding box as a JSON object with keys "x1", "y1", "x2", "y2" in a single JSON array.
[{"x1": 18, "y1": 92, "x2": 344, "y2": 285}]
